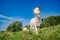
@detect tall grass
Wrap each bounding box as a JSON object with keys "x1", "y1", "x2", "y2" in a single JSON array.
[{"x1": 0, "y1": 25, "x2": 60, "y2": 40}]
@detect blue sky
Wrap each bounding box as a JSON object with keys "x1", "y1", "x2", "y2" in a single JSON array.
[{"x1": 0, "y1": 0, "x2": 60, "y2": 31}]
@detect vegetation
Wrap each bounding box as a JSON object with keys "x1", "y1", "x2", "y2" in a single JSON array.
[
  {"x1": 0, "y1": 25, "x2": 60, "y2": 40},
  {"x1": 6, "y1": 21, "x2": 22, "y2": 32},
  {"x1": 40, "y1": 16, "x2": 60, "y2": 28}
]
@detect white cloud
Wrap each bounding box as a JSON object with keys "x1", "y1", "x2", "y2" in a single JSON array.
[
  {"x1": 0, "y1": 14, "x2": 16, "y2": 20},
  {"x1": 0, "y1": 20, "x2": 15, "y2": 24},
  {"x1": 0, "y1": 20, "x2": 15, "y2": 31},
  {"x1": 0, "y1": 14, "x2": 30, "y2": 31}
]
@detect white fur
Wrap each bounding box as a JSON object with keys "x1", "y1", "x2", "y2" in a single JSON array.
[
  {"x1": 30, "y1": 16, "x2": 40, "y2": 34},
  {"x1": 30, "y1": 7, "x2": 41, "y2": 34}
]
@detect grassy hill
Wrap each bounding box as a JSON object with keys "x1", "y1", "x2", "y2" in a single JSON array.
[{"x1": 0, "y1": 25, "x2": 60, "y2": 40}]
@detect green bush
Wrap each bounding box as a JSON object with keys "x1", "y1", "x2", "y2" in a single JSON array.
[{"x1": 6, "y1": 21, "x2": 22, "y2": 32}]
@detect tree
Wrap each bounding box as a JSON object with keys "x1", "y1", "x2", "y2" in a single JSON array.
[
  {"x1": 44, "y1": 16, "x2": 60, "y2": 27},
  {"x1": 6, "y1": 21, "x2": 22, "y2": 32},
  {"x1": 40, "y1": 16, "x2": 60, "y2": 28},
  {"x1": 54, "y1": 16, "x2": 60, "y2": 25},
  {"x1": 45, "y1": 16, "x2": 55, "y2": 26}
]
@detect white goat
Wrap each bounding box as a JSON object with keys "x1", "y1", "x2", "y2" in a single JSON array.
[{"x1": 30, "y1": 7, "x2": 41, "y2": 34}]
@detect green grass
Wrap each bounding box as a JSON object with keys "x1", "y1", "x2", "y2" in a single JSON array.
[{"x1": 0, "y1": 25, "x2": 60, "y2": 40}]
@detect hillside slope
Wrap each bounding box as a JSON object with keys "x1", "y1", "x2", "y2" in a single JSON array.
[{"x1": 0, "y1": 25, "x2": 60, "y2": 40}]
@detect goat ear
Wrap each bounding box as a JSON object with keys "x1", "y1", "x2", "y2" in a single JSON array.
[{"x1": 39, "y1": 6, "x2": 41, "y2": 10}]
